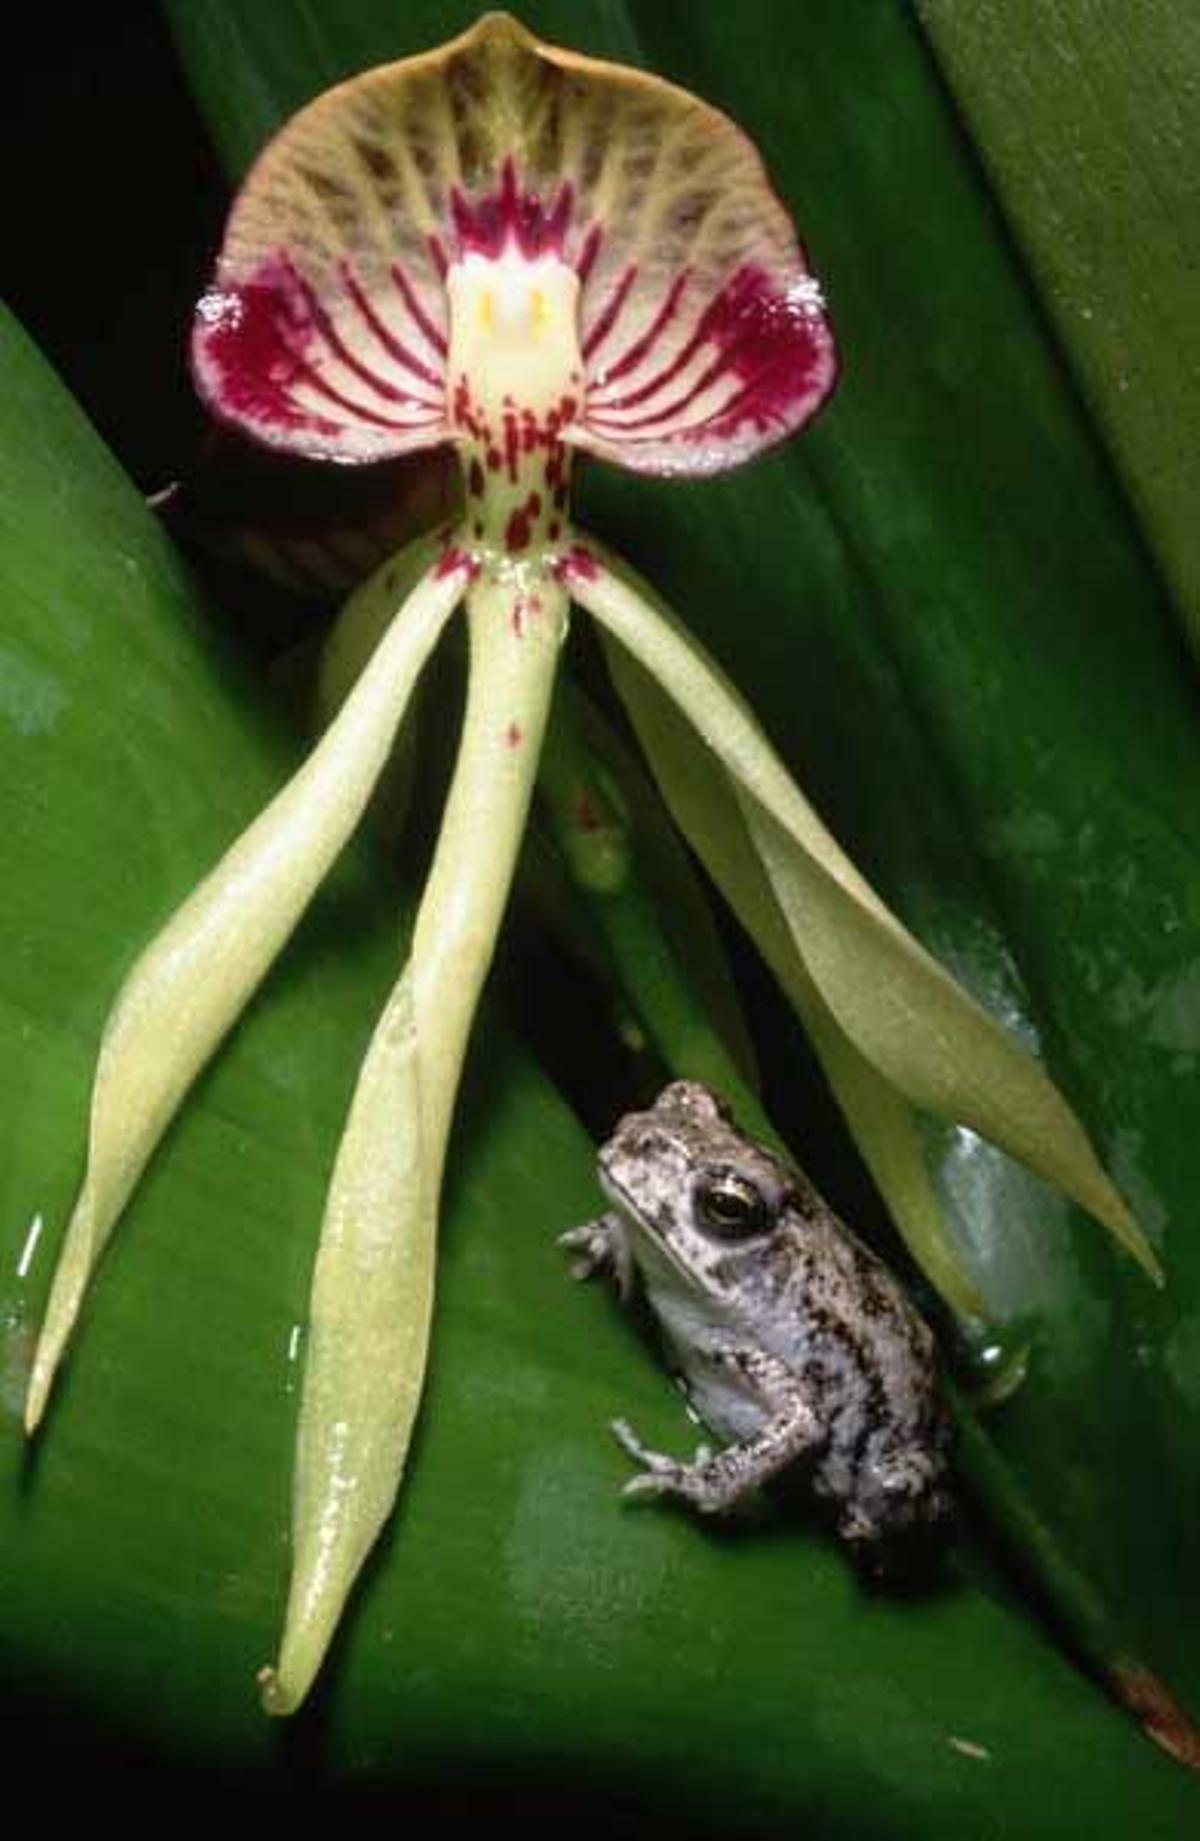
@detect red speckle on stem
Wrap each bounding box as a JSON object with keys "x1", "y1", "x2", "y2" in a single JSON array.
[
  {"x1": 504, "y1": 492, "x2": 544, "y2": 554},
  {"x1": 506, "y1": 721, "x2": 524, "y2": 748},
  {"x1": 553, "y1": 544, "x2": 599, "y2": 584}
]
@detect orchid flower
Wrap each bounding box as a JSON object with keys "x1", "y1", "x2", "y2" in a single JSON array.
[{"x1": 25, "y1": 13, "x2": 1159, "y2": 1715}]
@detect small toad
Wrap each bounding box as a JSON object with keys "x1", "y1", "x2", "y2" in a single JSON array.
[{"x1": 562, "y1": 1082, "x2": 951, "y2": 1569}]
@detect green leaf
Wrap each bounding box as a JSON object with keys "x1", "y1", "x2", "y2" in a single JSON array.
[
  {"x1": 163, "y1": 0, "x2": 1200, "y2": 1766},
  {"x1": 916, "y1": 0, "x2": 1200, "y2": 658},
  {"x1": 8, "y1": 302, "x2": 1200, "y2": 1825}
]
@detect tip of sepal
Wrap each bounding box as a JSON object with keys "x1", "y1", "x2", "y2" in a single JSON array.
[
  {"x1": 1086, "y1": 1176, "x2": 1164, "y2": 1287},
  {"x1": 23, "y1": 1364, "x2": 52, "y2": 1437},
  {"x1": 257, "y1": 1664, "x2": 301, "y2": 1718},
  {"x1": 23, "y1": 1285, "x2": 83, "y2": 1436}
]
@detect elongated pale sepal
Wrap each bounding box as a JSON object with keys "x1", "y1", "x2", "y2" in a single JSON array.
[
  {"x1": 259, "y1": 967, "x2": 431, "y2": 1716},
  {"x1": 571, "y1": 538, "x2": 1161, "y2": 1284},
  {"x1": 598, "y1": 634, "x2": 982, "y2": 1318},
  {"x1": 262, "y1": 563, "x2": 568, "y2": 1712},
  {"x1": 24, "y1": 538, "x2": 468, "y2": 1433}
]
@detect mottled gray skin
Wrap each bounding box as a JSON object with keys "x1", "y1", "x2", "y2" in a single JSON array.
[{"x1": 562, "y1": 1081, "x2": 951, "y2": 1566}]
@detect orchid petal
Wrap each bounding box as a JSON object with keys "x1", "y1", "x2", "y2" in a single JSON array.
[
  {"x1": 192, "y1": 13, "x2": 836, "y2": 476},
  {"x1": 25, "y1": 539, "x2": 467, "y2": 1431},
  {"x1": 567, "y1": 538, "x2": 1160, "y2": 1284}
]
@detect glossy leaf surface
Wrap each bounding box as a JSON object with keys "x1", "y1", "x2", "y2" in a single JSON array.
[
  {"x1": 165, "y1": 0, "x2": 1200, "y2": 1743},
  {"x1": 5, "y1": 304, "x2": 1198, "y2": 1825},
  {"x1": 1, "y1": 0, "x2": 1197, "y2": 1824},
  {"x1": 917, "y1": 0, "x2": 1200, "y2": 656}
]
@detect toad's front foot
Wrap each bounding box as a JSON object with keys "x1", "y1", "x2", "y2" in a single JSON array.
[
  {"x1": 559, "y1": 1213, "x2": 634, "y2": 1295},
  {"x1": 610, "y1": 1417, "x2": 738, "y2": 1513}
]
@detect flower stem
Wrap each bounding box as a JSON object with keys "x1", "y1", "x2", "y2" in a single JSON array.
[{"x1": 261, "y1": 559, "x2": 568, "y2": 1714}]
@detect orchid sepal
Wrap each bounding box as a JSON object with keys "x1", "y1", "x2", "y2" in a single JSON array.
[
  {"x1": 24, "y1": 538, "x2": 470, "y2": 1433},
  {"x1": 262, "y1": 552, "x2": 568, "y2": 1712},
  {"x1": 564, "y1": 536, "x2": 1159, "y2": 1286}
]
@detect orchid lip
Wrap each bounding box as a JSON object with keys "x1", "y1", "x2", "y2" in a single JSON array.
[{"x1": 191, "y1": 12, "x2": 838, "y2": 478}]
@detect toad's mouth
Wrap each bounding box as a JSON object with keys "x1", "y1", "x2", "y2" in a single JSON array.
[{"x1": 598, "y1": 1159, "x2": 701, "y2": 1283}]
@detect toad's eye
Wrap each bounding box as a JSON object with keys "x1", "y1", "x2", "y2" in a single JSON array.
[{"x1": 695, "y1": 1170, "x2": 771, "y2": 1239}]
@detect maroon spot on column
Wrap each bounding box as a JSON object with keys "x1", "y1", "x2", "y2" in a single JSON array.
[
  {"x1": 506, "y1": 721, "x2": 524, "y2": 748},
  {"x1": 486, "y1": 446, "x2": 503, "y2": 472},
  {"x1": 468, "y1": 457, "x2": 485, "y2": 496},
  {"x1": 503, "y1": 410, "x2": 520, "y2": 481},
  {"x1": 504, "y1": 491, "x2": 544, "y2": 554}
]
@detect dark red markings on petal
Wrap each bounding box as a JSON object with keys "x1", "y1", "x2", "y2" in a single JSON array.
[
  {"x1": 582, "y1": 265, "x2": 637, "y2": 362},
  {"x1": 587, "y1": 340, "x2": 735, "y2": 434},
  {"x1": 195, "y1": 261, "x2": 440, "y2": 440},
  {"x1": 589, "y1": 271, "x2": 691, "y2": 393},
  {"x1": 336, "y1": 263, "x2": 445, "y2": 392},
  {"x1": 194, "y1": 277, "x2": 338, "y2": 439},
  {"x1": 389, "y1": 260, "x2": 449, "y2": 358},
  {"x1": 284, "y1": 348, "x2": 436, "y2": 432},
  {"x1": 585, "y1": 264, "x2": 835, "y2": 451},
  {"x1": 284, "y1": 258, "x2": 442, "y2": 408},
  {"x1": 575, "y1": 224, "x2": 603, "y2": 285},
  {"x1": 449, "y1": 156, "x2": 575, "y2": 262},
  {"x1": 586, "y1": 268, "x2": 757, "y2": 419},
  {"x1": 428, "y1": 235, "x2": 450, "y2": 280}
]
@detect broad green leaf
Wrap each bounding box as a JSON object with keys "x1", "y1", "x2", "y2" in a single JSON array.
[
  {"x1": 161, "y1": 0, "x2": 1200, "y2": 1761},
  {"x1": 916, "y1": 0, "x2": 1200, "y2": 657},
  {"x1": 8, "y1": 301, "x2": 1200, "y2": 1825}
]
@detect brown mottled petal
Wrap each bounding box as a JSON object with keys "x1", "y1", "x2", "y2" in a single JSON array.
[{"x1": 191, "y1": 12, "x2": 837, "y2": 473}]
